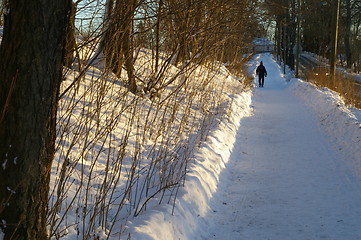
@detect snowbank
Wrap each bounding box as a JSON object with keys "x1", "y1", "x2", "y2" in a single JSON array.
[
  {"x1": 290, "y1": 79, "x2": 361, "y2": 178},
  {"x1": 49, "y1": 46, "x2": 254, "y2": 239},
  {"x1": 124, "y1": 90, "x2": 253, "y2": 239}
]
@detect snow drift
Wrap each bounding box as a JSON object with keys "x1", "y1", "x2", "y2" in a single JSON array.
[{"x1": 290, "y1": 79, "x2": 361, "y2": 178}]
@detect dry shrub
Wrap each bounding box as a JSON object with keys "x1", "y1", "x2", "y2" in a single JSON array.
[
  {"x1": 226, "y1": 54, "x2": 254, "y2": 90},
  {"x1": 307, "y1": 69, "x2": 361, "y2": 109}
]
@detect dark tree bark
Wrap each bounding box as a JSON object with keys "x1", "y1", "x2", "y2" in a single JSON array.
[
  {"x1": 343, "y1": 0, "x2": 352, "y2": 69},
  {"x1": 64, "y1": 1, "x2": 77, "y2": 68},
  {"x1": 0, "y1": 0, "x2": 6, "y2": 26},
  {"x1": 169, "y1": 0, "x2": 191, "y2": 65},
  {"x1": 0, "y1": 0, "x2": 71, "y2": 239},
  {"x1": 103, "y1": 0, "x2": 137, "y2": 93},
  {"x1": 121, "y1": 0, "x2": 137, "y2": 93}
]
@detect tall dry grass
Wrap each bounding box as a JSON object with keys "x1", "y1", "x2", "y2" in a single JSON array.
[
  {"x1": 307, "y1": 69, "x2": 361, "y2": 109},
  {"x1": 226, "y1": 54, "x2": 255, "y2": 90}
]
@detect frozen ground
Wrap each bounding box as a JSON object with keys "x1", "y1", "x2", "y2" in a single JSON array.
[{"x1": 126, "y1": 53, "x2": 361, "y2": 239}]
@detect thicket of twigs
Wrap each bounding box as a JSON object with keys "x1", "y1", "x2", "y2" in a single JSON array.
[
  {"x1": 307, "y1": 70, "x2": 361, "y2": 109},
  {"x1": 47, "y1": 0, "x2": 262, "y2": 238}
]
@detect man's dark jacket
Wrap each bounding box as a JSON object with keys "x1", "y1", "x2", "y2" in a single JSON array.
[{"x1": 256, "y1": 64, "x2": 267, "y2": 77}]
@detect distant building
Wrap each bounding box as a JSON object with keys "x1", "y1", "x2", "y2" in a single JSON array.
[{"x1": 252, "y1": 38, "x2": 275, "y2": 53}]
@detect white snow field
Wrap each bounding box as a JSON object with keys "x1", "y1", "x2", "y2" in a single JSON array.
[{"x1": 125, "y1": 53, "x2": 361, "y2": 239}]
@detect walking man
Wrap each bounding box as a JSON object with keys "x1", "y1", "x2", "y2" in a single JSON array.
[{"x1": 256, "y1": 61, "x2": 267, "y2": 87}]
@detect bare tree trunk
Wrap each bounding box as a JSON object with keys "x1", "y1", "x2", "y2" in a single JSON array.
[
  {"x1": 155, "y1": 0, "x2": 163, "y2": 75},
  {"x1": 103, "y1": 0, "x2": 137, "y2": 93},
  {"x1": 0, "y1": 0, "x2": 6, "y2": 26},
  {"x1": 121, "y1": 0, "x2": 137, "y2": 93},
  {"x1": 0, "y1": 0, "x2": 70, "y2": 238},
  {"x1": 87, "y1": 0, "x2": 114, "y2": 68},
  {"x1": 344, "y1": 0, "x2": 352, "y2": 69},
  {"x1": 330, "y1": 0, "x2": 341, "y2": 78},
  {"x1": 168, "y1": 0, "x2": 191, "y2": 66},
  {"x1": 64, "y1": 1, "x2": 77, "y2": 68}
]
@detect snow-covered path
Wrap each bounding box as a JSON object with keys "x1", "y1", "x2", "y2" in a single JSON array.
[{"x1": 199, "y1": 54, "x2": 361, "y2": 240}]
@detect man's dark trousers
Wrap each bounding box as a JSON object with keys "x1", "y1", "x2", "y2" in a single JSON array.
[{"x1": 259, "y1": 75, "x2": 264, "y2": 87}]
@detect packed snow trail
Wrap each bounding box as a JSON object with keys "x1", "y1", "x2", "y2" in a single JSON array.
[{"x1": 198, "y1": 54, "x2": 361, "y2": 240}]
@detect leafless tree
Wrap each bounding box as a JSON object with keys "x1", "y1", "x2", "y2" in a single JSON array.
[{"x1": 0, "y1": 0, "x2": 71, "y2": 238}]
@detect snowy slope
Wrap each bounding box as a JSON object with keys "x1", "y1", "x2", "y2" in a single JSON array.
[
  {"x1": 123, "y1": 84, "x2": 253, "y2": 239},
  {"x1": 290, "y1": 80, "x2": 361, "y2": 178},
  {"x1": 122, "y1": 53, "x2": 361, "y2": 239},
  {"x1": 48, "y1": 50, "x2": 250, "y2": 239}
]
